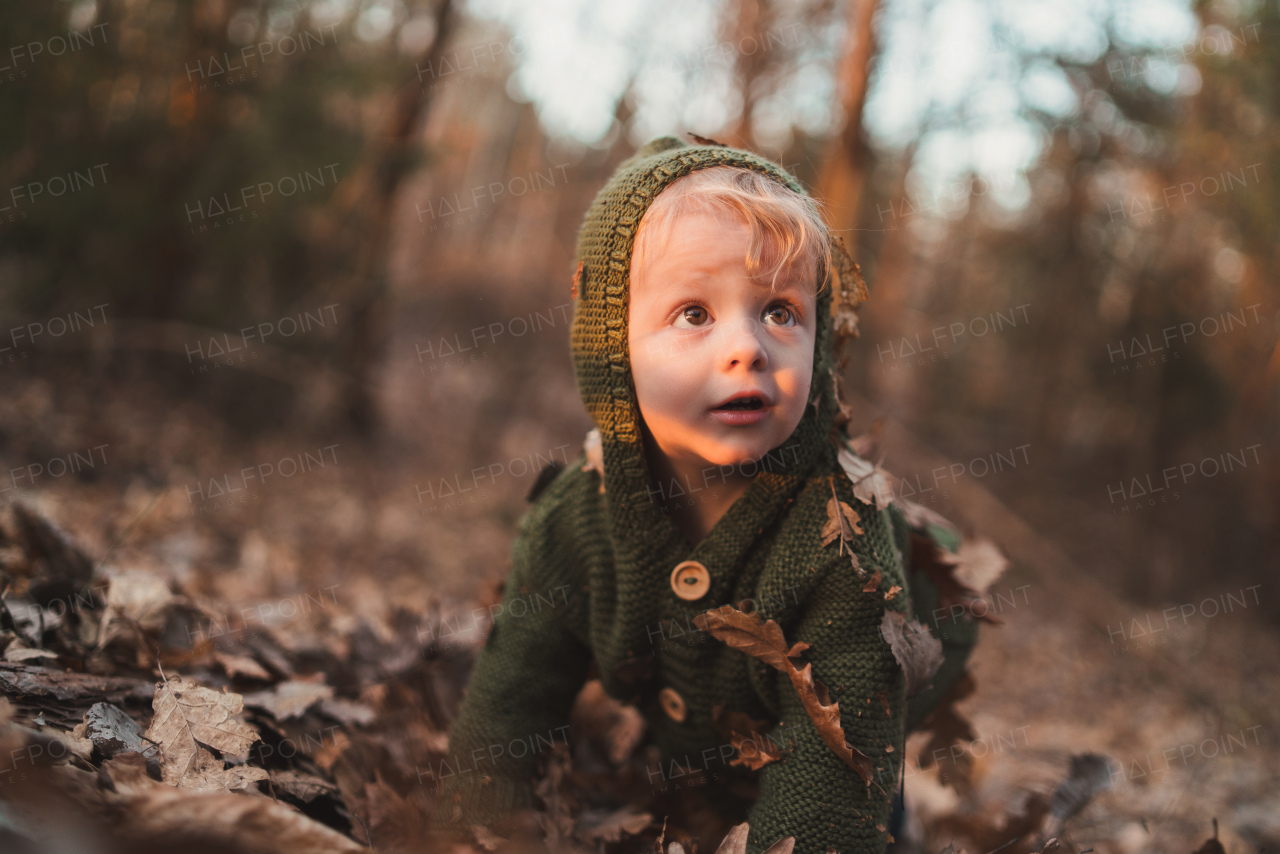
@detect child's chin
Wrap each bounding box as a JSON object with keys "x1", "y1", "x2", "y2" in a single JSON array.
[{"x1": 698, "y1": 445, "x2": 770, "y2": 470}]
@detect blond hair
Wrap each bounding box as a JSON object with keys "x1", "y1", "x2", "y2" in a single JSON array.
[{"x1": 630, "y1": 165, "x2": 832, "y2": 295}]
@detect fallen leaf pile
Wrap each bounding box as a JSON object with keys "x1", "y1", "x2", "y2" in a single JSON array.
[{"x1": 0, "y1": 486, "x2": 1261, "y2": 854}]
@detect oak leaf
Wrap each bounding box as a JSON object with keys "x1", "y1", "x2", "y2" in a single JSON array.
[
  {"x1": 695, "y1": 605, "x2": 877, "y2": 787},
  {"x1": 820, "y1": 495, "x2": 864, "y2": 548},
  {"x1": 822, "y1": 478, "x2": 867, "y2": 579}
]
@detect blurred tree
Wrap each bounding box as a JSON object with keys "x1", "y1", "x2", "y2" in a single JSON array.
[{"x1": 0, "y1": 0, "x2": 452, "y2": 433}]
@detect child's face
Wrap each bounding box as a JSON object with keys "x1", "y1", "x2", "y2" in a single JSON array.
[{"x1": 628, "y1": 211, "x2": 816, "y2": 472}]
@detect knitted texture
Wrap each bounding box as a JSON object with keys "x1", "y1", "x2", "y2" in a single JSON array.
[{"x1": 428, "y1": 137, "x2": 979, "y2": 854}]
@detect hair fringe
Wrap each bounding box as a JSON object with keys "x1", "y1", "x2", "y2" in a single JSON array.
[{"x1": 631, "y1": 165, "x2": 833, "y2": 296}]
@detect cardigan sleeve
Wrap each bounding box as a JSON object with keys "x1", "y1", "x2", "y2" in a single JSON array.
[
  {"x1": 884, "y1": 502, "x2": 980, "y2": 734},
  {"x1": 427, "y1": 495, "x2": 593, "y2": 839},
  {"x1": 742, "y1": 549, "x2": 905, "y2": 854}
]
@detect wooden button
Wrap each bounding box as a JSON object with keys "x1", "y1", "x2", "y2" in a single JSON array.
[
  {"x1": 670, "y1": 560, "x2": 711, "y2": 600},
  {"x1": 659, "y1": 687, "x2": 686, "y2": 722}
]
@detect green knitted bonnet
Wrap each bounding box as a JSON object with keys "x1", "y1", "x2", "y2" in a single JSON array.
[{"x1": 570, "y1": 135, "x2": 852, "y2": 519}]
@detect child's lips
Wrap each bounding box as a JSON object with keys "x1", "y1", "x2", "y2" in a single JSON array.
[{"x1": 709, "y1": 404, "x2": 771, "y2": 426}]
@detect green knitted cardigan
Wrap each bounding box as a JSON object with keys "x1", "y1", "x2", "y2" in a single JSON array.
[{"x1": 428, "y1": 136, "x2": 979, "y2": 854}]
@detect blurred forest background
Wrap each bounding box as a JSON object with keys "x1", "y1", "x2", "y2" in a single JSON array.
[{"x1": 0, "y1": 0, "x2": 1277, "y2": 850}]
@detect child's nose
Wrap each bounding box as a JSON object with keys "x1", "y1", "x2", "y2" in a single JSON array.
[{"x1": 723, "y1": 316, "x2": 769, "y2": 370}]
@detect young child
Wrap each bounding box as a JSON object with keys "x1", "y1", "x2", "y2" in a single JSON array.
[{"x1": 427, "y1": 135, "x2": 980, "y2": 854}]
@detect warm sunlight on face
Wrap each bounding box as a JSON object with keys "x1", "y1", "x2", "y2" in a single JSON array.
[{"x1": 628, "y1": 211, "x2": 816, "y2": 473}]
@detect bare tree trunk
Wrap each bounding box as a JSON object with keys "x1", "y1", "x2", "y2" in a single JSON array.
[
  {"x1": 317, "y1": 0, "x2": 457, "y2": 434},
  {"x1": 725, "y1": 0, "x2": 772, "y2": 146},
  {"x1": 816, "y1": 0, "x2": 880, "y2": 238}
]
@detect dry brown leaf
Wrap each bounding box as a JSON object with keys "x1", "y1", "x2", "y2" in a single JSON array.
[
  {"x1": 833, "y1": 303, "x2": 861, "y2": 342},
  {"x1": 710, "y1": 704, "x2": 774, "y2": 739},
  {"x1": 243, "y1": 676, "x2": 334, "y2": 720},
  {"x1": 953, "y1": 535, "x2": 1010, "y2": 595},
  {"x1": 310, "y1": 728, "x2": 350, "y2": 773},
  {"x1": 694, "y1": 605, "x2": 810, "y2": 673},
  {"x1": 728, "y1": 729, "x2": 793, "y2": 771},
  {"x1": 533, "y1": 742, "x2": 576, "y2": 844},
  {"x1": 824, "y1": 496, "x2": 865, "y2": 545},
  {"x1": 571, "y1": 679, "x2": 647, "y2": 765},
  {"x1": 916, "y1": 671, "x2": 977, "y2": 794},
  {"x1": 884, "y1": 585, "x2": 902, "y2": 600},
  {"x1": 471, "y1": 823, "x2": 505, "y2": 850},
  {"x1": 879, "y1": 610, "x2": 943, "y2": 698},
  {"x1": 893, "y1": 496, "x2": 959, "y2": 535},
  {"x1": 688, "y1": 132, "x2": 729, "y2": 147},
  {"x1": 1044, "y1": 753, "x2": 1115, "y2": 836},
  {"x1": 935, "y1": 791, "x2": 1049, "y2": 854},
  {"x1": 574, "y1": 805, "x2": 652, "y2": 843},
  {"x1": 763, "y1": 835, "x2": 797, "y2": 854},
  {"x1": 4, "y1": 646, "x2": 59, "y2": 663},
  {"x1": 836, "y1": 446, "x2": 897, "y2": 507},
  {"x1": 1192, "y1": 820, "x2": 1226, "y2": 854},
  {"x1": 97, "y1": 753, "x2": 366, "y2": 853},
  {"x1": 710, "y1": 705, "x2": 789, "y2": 772},
  {"x1": 848, "y1": 421, "x2": 886, "y2": 460},
  {"x1": 214, "y1": 651, "x2": 271, "y2": 681},
  {"x1": 715, "y1": 822, "x2": 750, "y2": 854},
  {"x1": 365, "y1": 776, "x2": 429, "y2": 850},
  {"x1": 695, "y1": 605, "x2": 877, "y2": 787},
  {"x1": 911, "y1": 532, "x2": 1004, "y2": 625},
  {"x1": 822, "y1": 478, "x2": 867, "y2": 579},
  {"x1": 143, "y1": 673, "x2": 267, "y2": 790},
  {"x1": 317, "y1": 696, "x2": 376, "y2": 727},
  {"x1": 861, "y1": 566, "x2": 882, "y2": 593},
  {"x1": 267, "y1": 768, "x2": 339, "y2": 802},
  {"x1": 820, "y1": 495, "x2": 864, "y2": 548},
  {"x1": 94, "y1": 571, "x2": 195, "y2": 653},
  {"x1": 711, "y1": 822, "x2": 795, "y2": 854}
]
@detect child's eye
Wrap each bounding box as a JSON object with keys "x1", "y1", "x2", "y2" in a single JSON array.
[
  {"x1": 762, "y1": 303, "x2": 797, "y2": 327},
  {"x1": 674, "y1": 306, "x2": 710, "y2": 328}
]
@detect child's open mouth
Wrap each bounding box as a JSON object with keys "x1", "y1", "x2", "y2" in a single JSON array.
[
  {"x1": 716, "y1": 397, "x2": 764, "y2": 411},
  {"x1": 710, "y1": 393, "x2": 771, "y2": 425}
]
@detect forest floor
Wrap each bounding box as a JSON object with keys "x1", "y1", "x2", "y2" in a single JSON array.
[{"x1": 0, "y1": 367, "x2": 1276, "y2": 854}]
